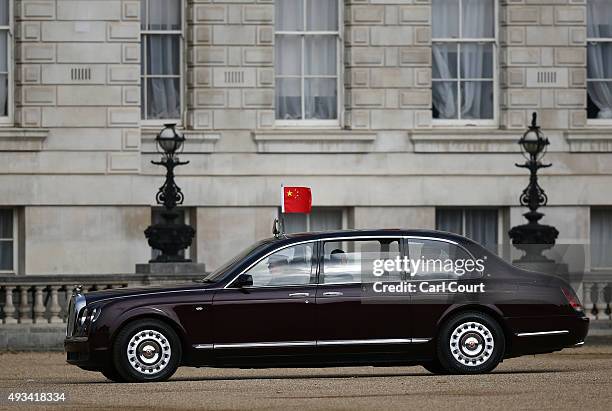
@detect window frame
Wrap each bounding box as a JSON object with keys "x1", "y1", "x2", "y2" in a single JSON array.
[
  {"x1": 0, "y1": 0, "x2": 13, "y2": 126},
  {"x1": 140, "y1": 0, "x2": 185, "y2": 126},
  {"x1": 431, "y1": 0, "x2": 498, "y2": 127},
  {"x1": 0, "y1": 208, "x2": 16, "y2": 274},
  {"x1": 274, "y1": 0, "x2": 343, "y2": 128},
  {"x1": 586, "y1": 1, "x2": 612, "y2": 127}
]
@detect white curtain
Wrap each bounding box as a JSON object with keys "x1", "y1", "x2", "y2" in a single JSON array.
[
  {"x1": 275, "y1": 0, "x2": 338, "y2": 120},
  {"x1": 436, "y1": 209, "x2": 498, "y2": 251},
  {"x1": 432, "y1": 0, "x2": 494, "y2": 120},
  {"x1": 587, "y1": 0, "x2": 612, "y2": 119},
  {"x1": 591, "y1": 210, "x2": 612, "y2": 268}
]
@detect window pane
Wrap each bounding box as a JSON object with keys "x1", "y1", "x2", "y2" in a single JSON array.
[
  {"x1": 245, "y1": 243, "x2": 314, "y2": 287},
  {"x1": 0, "y1": 241, "x2": 12, "y2": 271},
  {"x1": 284, "y1": 213, "x2": 307, "y2": 233},
  {"x1": 433, "y1": 44, "x2": 457, "y2": 79},
  {"x1": 140, "y1": 0, "x2": 146, "y2": 30},
  {"x1": 591, "y1": 209, "x2": 612, "y2": 268},
  {"x1": 148, "y1": 0, "x2": 181, "y2": 30},
  {"x1": 461, "y1": 81, "x2": 494, "y2": 119},
  {"x1": 322, "y1": 240, "x2": 401, "y2": 284},
  {"x1": 408, "y1": 239, "x2": 475, "y2": 279},
  {"x1": 276, "y1": 0, "x2": 304, "y2": 31},
  {"x1": 432, "y1": 81, "x2": 458, "y2": 119},
  {"x1": 460, "y1": 43, "x2": 493, "y2": 79},
  {"x1": 307, "y1": 0, "x2": 338, "y2": 31},
  {"x1": 310, "y1": 209, "x2": 342, "y2": 231},
  {"x1": 275, "y1": 36, "x2": 301, "y2": 76},
  {"x1": 146, "y1": 78, "x2": 180, "y2": 119},
  {"x1": 465, "y1": 209, "x2": 498, "y2": 249},
  {"x1": 587, "y1": 81, "x2": 612, "y2": 119},
  {"x1": 587, "y1": 0, "x2": 612, "y2": 38},
  {"x1": 436, "y1": 209, "x2": 463, "y2": 234},
  {"x1": 146, "y1": 35, "x2": 180, "y2": 75},
  {"x1": 587, "y1": 43, "x2": 612, "y2": 79},
  {"x1": 276, "y1": 78, "x2": 302, "y2": 120},
  {"x1": 432, "y1": 0, "x2": 459, "y2": 38},
  {"x1": 305, "y1": 78, "x2": 337, "y2": 119},
  {"x1": 462, "y1": 0, "x2": 494, "y2": 38},
  {"x1": 305, "y1": 36, "x2": 336, "y2": 76},
  {"x1": 0, "y1": 0, "x2": 8, "y2": 26},
  {"x1": 0, "y1": 210, "x2": 12, "y2": 238}
]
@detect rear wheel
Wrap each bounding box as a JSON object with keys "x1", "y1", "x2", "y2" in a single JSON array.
[
  {"x1": 112, "y1": 319, "x2": 182, "y2": 383},
  {"x1": 101, "y1": 364, "x2": 126, "y2": 383},
  {"x1": 436, "y1": 311, "x2": 504, "y2": 374},
  {"x1": 421, "y1": 357, "x2": 448, "y2": 374}
]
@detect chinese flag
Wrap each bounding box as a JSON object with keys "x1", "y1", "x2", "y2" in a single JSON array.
[{"x1": 282, "y1": 186, "x2": 312, "y2": 213}]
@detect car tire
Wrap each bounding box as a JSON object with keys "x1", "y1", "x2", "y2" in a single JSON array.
[
  {"x1": 101, "y1": 364, "x2": 127, "y2": 383},
  {"x1": 112, "y1": 319, "x2": 182, "y2": 383},
  {"x1": 421, "y1": 358, "x2": 448, "y2": 375},
  {"x1": 436, "y1": 311, "x2": 505, "y2": 374}
]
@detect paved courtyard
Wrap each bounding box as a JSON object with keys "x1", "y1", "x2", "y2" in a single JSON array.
[{"x1": 0, "y1": 343, "x2": 611, "y2": 410}]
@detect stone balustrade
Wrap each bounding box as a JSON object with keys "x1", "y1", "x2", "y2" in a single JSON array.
[
  {"x1": 582, "y1": 273, "x2": 612, "y2": 321},
  {"x1": 0, "y1": 273, "x2": 204, "y2": 326}
]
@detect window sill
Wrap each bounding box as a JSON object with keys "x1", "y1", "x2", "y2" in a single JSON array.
[
  {"x1": 252, "y1": 129, "x2": 377, "y2": 153},
  {"x1": 0, "y1": 128, "x2": 49, "y2": 151},
  {"x1": 565, "y1": 129, "x2": 612, "y2": 153},
  {"x1": 141, "y1": 128, "x2": 219, "y2": 154},
  {"x1": 410, "y1": 129, "x2": 520, "y2": 153}
]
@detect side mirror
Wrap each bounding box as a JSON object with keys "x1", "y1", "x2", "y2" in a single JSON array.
[{"x1": 234, "y1": 274, "x2": 253, "y2": 288}]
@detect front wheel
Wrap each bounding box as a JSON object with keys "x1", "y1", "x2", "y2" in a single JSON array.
[
  {"x1": 112, "y1": 319, "x2": 182, "y2": 383},
  {"x1": 436, "y1": 311, "x2": 505, "y2": 374}
]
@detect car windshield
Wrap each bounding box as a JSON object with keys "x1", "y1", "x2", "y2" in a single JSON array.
[{"x1": 202, "y1": 239, "x2": 274, "y2": 282}]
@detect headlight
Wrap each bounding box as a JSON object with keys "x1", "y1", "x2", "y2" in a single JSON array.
[{"x1": 76, "y1": 306, "x2": 102, "y2": 332}]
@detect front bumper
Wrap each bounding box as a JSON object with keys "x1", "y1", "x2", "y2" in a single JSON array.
[{"x1": 64, "y1": 336, "x2": 108, "y2": 370}]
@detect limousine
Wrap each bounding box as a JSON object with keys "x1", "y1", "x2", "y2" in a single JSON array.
[{"x1": 65, "y1": 229, "x2": 589, "y2": 382}]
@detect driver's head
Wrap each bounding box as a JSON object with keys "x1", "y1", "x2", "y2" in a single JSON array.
[
  {"x1": 330, "y1": 249, "x2": 347, "y2": 264},
  {"x1": 267, "y1": 255, "x2": 289, "y2": 274}
]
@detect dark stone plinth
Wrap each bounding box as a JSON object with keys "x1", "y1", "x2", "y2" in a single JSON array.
[{"x1": 135, "y1": 262, "x2": 207, "y2": 275}]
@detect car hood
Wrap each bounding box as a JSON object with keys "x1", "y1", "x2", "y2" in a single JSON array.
[{"x1": 82, "y1": 281, "x2": 218, "y2": 305}]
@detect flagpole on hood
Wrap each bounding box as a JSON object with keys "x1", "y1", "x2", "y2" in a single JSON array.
[{"x1": 274, "y1": 184, "x2": 285, "y2": 238}]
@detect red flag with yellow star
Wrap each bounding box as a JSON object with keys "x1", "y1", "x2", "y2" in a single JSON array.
[{"x1": 282, "y1": 186, "x2": 312, "y2": 213}]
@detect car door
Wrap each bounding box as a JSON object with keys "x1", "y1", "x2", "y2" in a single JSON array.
[
  {"x1": 315, "y1": 237, "x2": 415, "y2": 359},
  {"x1": 211, "y1": 241, "x2": 317, "y2": 363}
]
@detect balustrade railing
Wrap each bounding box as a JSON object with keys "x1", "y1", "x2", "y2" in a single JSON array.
[
  {"x1": 582, "y1": 273, "x2": 612, "y2": 321},
  {"x1": 0, "y1": 273, "x2": 204, "y2": 325}
]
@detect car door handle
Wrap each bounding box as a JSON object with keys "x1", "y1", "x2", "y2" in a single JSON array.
[
  {"x1": 322, "y1": 292, "x2": 344, "y2": 297},
  {"x1": 288, "y1": 292, "x2": 310, "y2": 297}
]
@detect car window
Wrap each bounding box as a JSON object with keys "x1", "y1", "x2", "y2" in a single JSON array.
[
  {"x1": 407, "y1": 239, "x2": 480, "y2": 280},
  {"x1": 321, "y1": 239, "x2": 402, "y2": 284},
  {"x1": 244, "y1": 243, "x2": 314, "y2": 287}
]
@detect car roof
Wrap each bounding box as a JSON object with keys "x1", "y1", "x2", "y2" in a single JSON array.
[{"x1": 274, "y1": 228, "x2": 471, "y2": 244}]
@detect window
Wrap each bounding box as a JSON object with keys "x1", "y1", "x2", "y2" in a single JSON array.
[
  {"x1": 587, "y1": 0, "x2": 612, "y2": 123},
  {"x1": 243, "y1": 243, "x2": 315, "y2": 287},
  {"x1": 436, "y1": 208, "x2": 498, "y2": 251},
  {"x1": 0, "y1": 209, "x2": 15, "y2": 272},
  {"x1": 282, "y1": 208, "x2": 344, "y2": 233},
  {"x1": 591, "y1": 209, "x2": 612, "y2": 269},
  {"x1": 275, "y1": 0, "x2": 341, "y2": 125},
  {"x1": 0, "y1": 0, "x2": 11, "y2": 124},
  {"x1": 140, "y1": 0, "x2": 183, "y2": 122},
  {"x1": 407, "y1": 238, "x2": 478, "y2": 280},
  {"x1": 431, "y1": 0, "x2": 496, "y2": 124},
  {"x1": 321, "y1": 239, "x2": 401, "y2": 284}
]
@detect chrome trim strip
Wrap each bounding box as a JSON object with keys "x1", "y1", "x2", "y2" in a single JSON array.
[
  {"x1": 574, "y1": 341, "x2": 585, "y2": 347},
  {"x1": 516, "y1": 330, "x2": 569, "y2": 337},
  {"x1": 317, "y1": 338, "x2": 413, "y2": 346},
  {"x1": 192, "y1": 338, "x2": 431, "y2": 349}
]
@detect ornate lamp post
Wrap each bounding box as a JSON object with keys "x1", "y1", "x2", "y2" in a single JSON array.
[
  {"x1": 508, "y1": 113, "x2": 559, "y2": 262},
  {"x1": 144, "y1": 124, "x2": 195, "y2": 262}
]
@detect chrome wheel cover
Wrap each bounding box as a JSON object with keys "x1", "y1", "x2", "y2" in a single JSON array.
[
  {"x1": 126, "y1": 329, "x2": 172, "y2": 375},
  {"x1": 449, "y1": 321, "x2": 494, "y2": 367}
]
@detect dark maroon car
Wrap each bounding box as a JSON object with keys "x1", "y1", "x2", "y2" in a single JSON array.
[{"x1": 65, "y1": 229, "x2": 589, "y2": 382}]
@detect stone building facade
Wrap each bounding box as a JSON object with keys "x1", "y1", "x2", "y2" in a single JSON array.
[{"x1": 0, "y1": 0, "x2": 611, "y2": 280}]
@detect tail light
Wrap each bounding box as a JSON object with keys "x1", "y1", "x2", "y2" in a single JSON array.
[{"x1": 561, "y1": 287, "x2": 583, "y2": 312}]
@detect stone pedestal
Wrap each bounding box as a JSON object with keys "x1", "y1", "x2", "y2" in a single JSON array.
[
  {"x1": 512, "y1": 260, "x2": 570, "y2": 280},
  {"x1": 135, "y1": 262, "x2": 207, "y2": 275}
]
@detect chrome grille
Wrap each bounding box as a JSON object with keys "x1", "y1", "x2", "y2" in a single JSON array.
[{"x1": 66, "y1": 297, "x2": 75, "y2": 337}]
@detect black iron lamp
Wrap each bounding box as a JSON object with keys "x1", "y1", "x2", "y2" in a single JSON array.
[
  {"x1": 144, "y1": 124, "x2": 195, "y2": 263},
  {"x1": 508, "y1": 113, "x2": 558, "y2": 262},
  {"x1": 156, "y1": 123, "x2": 185, "y2": 155}
]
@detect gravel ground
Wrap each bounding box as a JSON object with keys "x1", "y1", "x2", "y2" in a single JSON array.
[{"x1": 0, "y1": 344, "x2": 611, "y2": 410}]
